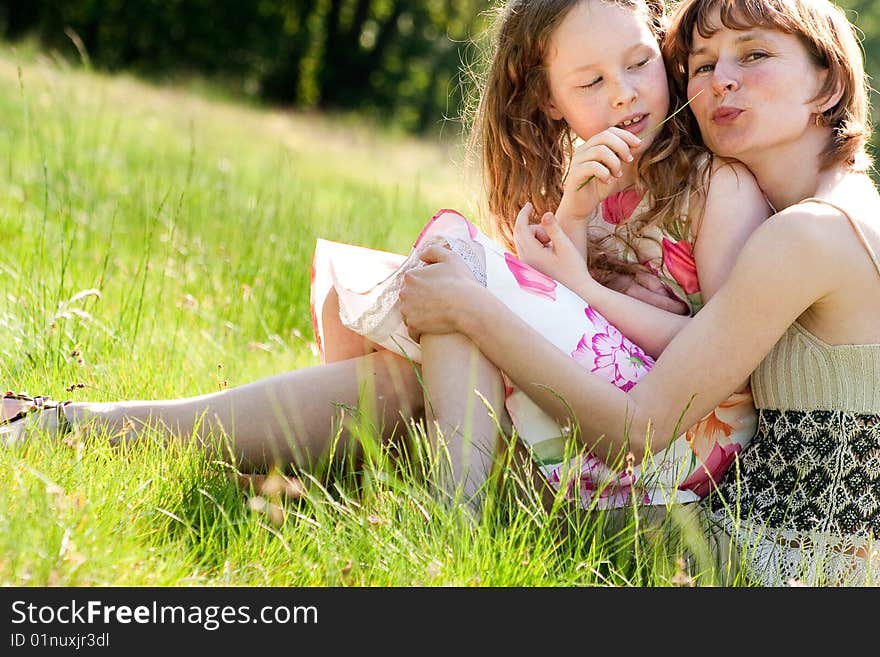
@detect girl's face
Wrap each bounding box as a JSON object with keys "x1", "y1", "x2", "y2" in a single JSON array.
[
  {"x1": 685, "y1": 11, "x2": 828, "y2": 164},
  {"x1": 543, "y1": 1, "x2": 670, "y2": 148}
]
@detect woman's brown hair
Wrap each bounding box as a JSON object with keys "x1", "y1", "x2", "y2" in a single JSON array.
[{"x1": 663, "y1": 0, "x2": 872, "y2": 172}]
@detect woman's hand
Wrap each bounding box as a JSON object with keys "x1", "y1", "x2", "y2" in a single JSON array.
[
  {"x1": 513, "y1": 202, "x2": 591, "y2": 293},
  {"x1": 398, "y1": 242, "x2": 483, "y2": 342}
]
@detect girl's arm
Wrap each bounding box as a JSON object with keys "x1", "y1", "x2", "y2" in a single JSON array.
[
  {"x1": 515, "y1": 159, "x2": 771, "y2": 358},
  {"x1": 690, "y1": 160, "x2": 772, "y2": 301},
  {"x1": 399, "y1": 207, "x2": 834, "y2": 462}
]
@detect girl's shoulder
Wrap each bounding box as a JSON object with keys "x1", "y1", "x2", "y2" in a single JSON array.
[
  {"x1": 695, "y1": 155, "x2": 763, "y2": 207},
  {"x1": 687, "y1": 154, "x2": 768, "y2": 240}
]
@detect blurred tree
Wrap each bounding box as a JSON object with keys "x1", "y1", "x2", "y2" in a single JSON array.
[
  {"x1": 2, "y1": 0, "x2": 874, "y2": 138},
  {"x1": 0, "y1": 0, "x2": 495, "y2": 135}
]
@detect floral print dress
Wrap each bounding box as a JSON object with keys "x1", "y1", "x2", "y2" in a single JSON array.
[{"x1": 310, "y1": 195, "x2": 757, "y2": 509}]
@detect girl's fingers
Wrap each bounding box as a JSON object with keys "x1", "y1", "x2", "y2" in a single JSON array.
[
  {"x1": 605, "y1": 126, "x2": 643, "y2": 149},
  {"x1": 514, "y1": 201, "x2": 536, "y2": 237},
  {"x1": 572, "y1": 146, "x2": 626, "y2": 181},
  {"x1": 515, "y1": 203, "x2": 555, "y2": 248},
  {"x1": 577, "y1": 130, "x2": 639, "y2": 162},
  {"x1": 571, "y1": 128, "x2": 642, "y2": 180},
  {"x1": 533, "y1": 224, "x2": 551, "y2": 245},
  {"x1": 570, "y1": 160, "x2": 614, "y2": 185},
  {"x1": 634, "y1": 270, "x2": 666, "y2": 293}
]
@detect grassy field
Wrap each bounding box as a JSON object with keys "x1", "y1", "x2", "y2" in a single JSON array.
[{"x1": 0, "y1": 45, "x2": 742, "y2": 588}]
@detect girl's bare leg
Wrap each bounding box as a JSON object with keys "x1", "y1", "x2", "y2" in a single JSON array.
[
  {"x1": 419, "y1": 333, "x2": 508, "y2": 506},
  {"x1": 61, "y1": 351, "x2": 423, "y2": 473},
  {"x1": 319, "y1": 287, "x2": 377, "y2": 363}
]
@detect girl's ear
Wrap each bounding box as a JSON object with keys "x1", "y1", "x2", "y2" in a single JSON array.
[{"x1": 541, "y1": 95, "x2": 564, "y2": 121}]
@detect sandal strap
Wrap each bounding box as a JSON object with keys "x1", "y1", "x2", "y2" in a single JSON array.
[{"x1": 2, "y1": 391, "x2": 73, "y2": 435}]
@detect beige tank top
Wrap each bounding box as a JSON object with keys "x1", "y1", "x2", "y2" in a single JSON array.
[{"x1": 750, "y1": 198, "x2": 880, "y2": 413}]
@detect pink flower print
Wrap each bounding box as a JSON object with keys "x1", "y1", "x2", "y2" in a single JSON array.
[
  {"x1": 546, "y1": 454, "x2": 650, "y2": 509},
  {"x1": 678, "y1": 441, "x2": 741, "y2": 498},
  {"x1": 661, "y1": 238, "x2": 699, "y2": 295},
  {"x1": 504, "y1": 252, "x2": 557, "y2": 300},
  {"x1": 571, "y1": 324, "x2": 651, "y2": 391},
  {"x1": 583, "y1": 304, "x2": 602, "y2": 327},
  {"x1": 601, "y1": 189, "x2": 643, "y2": 225},
  {"x1": 678, "y1": 391, "x2": 754, "y2": 497}
]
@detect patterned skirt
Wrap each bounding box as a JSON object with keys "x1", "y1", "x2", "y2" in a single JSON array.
[
  {"x1": 709, "y1": 407, "x2": 880, "y2": 586},
  {"x1": 310, "y1": 209, "x2": 757, "y2": 509}
]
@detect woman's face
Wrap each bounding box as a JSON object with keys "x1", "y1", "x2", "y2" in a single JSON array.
[
  {"x1": 685, "y1": 11, "x2": 828, "y2": 163},
  {"x1": 543, "y1": 1, "x2": 669, "y2": 148}
]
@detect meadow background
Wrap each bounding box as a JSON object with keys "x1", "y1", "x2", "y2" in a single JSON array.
[{"x1": 2, "y1": 0, "x2": 875, "y2": 588}]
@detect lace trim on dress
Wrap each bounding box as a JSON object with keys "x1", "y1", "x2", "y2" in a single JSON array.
[{"x1": 339, "y1": 236, "x2": 487, "y2": 338}]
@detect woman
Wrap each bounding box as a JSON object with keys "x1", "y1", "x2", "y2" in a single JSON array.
[{"x1": 398, "y1": 0, "x2": 880, "y2": 585}]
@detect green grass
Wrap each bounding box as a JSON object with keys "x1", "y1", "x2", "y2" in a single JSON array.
[{"x1": 0, "y1": 45, "x2": 750, "y2": 588}]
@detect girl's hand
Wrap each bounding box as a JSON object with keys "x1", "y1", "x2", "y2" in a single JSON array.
[
  {"x1": 513, "y1": 202, "x2": 591, "y2": 292},
  {"x1": 398, "y1": 243, "x2": 483, "y2": 342},
  {"x1": 557, "y1": 127, "x2": 642, "y2": 223}
]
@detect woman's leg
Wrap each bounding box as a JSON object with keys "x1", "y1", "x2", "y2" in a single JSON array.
[{"x1": 62, "y1": 350, "x2": 424, "y2": 473}]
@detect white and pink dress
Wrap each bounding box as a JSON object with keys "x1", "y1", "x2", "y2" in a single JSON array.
[{"x1": 310, "y1": 190, "x2": 756, "y2": 509}]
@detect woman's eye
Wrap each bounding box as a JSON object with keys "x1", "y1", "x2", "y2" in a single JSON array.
[
  {"x1": 691, "y1": 62, "x2": 714, "y2": 75},
  {"x1": 744, "y1": 51, "x2": 768, "y2": 62}
]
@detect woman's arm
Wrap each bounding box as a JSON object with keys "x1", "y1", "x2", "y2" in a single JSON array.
[
  {"x1": 399, "y1": 207, "x2": 833, "y2": 463},
  {"x1": 515, "y1": 159, "x2": 772, "y2": 358}
]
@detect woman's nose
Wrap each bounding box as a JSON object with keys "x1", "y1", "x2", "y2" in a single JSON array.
[{"x1": 711, "y1": 60, "x2": 739, "y2": 96}]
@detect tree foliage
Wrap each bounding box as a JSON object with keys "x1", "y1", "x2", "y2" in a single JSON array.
[
  {"x1": 0, "y1": 0, "x2": 495, "y2": 135},
  {"x1": 1, "y1": 0, "x2": 878, "y2": 138}
]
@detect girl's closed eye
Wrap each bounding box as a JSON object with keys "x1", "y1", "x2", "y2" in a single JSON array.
[
  {"x1": 629, "y1": 58, "x2": 650, "y2": 70},
  {"x1": 581, "y1": 76, "x2": 603, "y2": 89}
]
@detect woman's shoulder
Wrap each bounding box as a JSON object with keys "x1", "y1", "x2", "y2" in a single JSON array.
[
  {"x1": 741, "y1": 201, "x2": 852, "y2": 274},
  {"x1": 686, "y1": 154, "x2": 764, "y2": 213},
  {"x1": 771, "y1": 196, "x2": 866, "y2": 237},
  {"x1": 771, "y1": 194, "x2": 880, "y2": 259}
]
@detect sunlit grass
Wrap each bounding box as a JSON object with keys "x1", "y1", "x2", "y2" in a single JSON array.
[{"x1": 0, "y1": 44, "x2": 752, "y2": 588}]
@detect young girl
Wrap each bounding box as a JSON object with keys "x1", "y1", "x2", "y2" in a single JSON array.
[
  {"x1": 399, "y1": 0, "x2": 880, "y2": 585},
  {"x1": 4, "y1": 0, "x2": 769, "y2": 512},
  {"x1": 315, "y1": 0, "x2": 770, "y2": 507}
]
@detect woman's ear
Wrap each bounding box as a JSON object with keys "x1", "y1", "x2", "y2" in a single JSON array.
[{"x1": 816, "y1": 71, "x2": 844, "y2": 114}]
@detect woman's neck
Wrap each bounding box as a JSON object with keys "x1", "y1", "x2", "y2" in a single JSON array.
[{"x1": 737, "y1": 128, "x2": 833, "y2": 211}]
